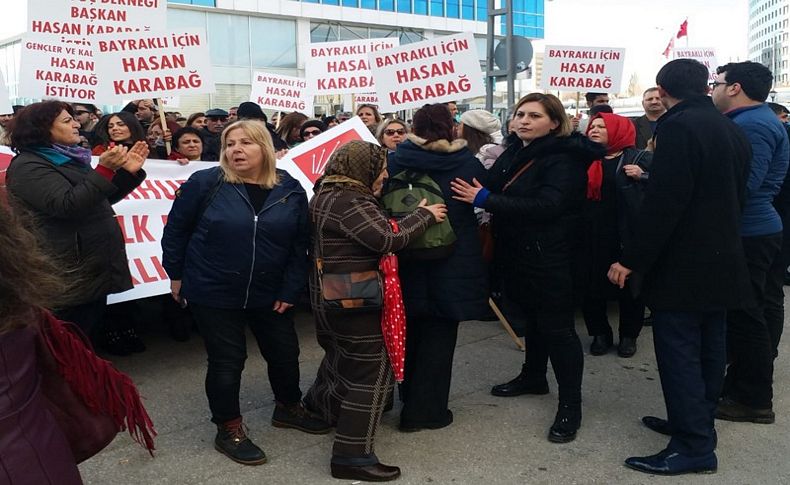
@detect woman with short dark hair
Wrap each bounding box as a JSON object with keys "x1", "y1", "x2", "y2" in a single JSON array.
[
  {"x1": 169, "y1": 126, "x2": 204, "y2": 163},
  {"x1": 452, "y1": 93, "x2": 605, "y2": 443},
  {"x1": 5, "y1": 100, "x2": 148, "y2": 339}
]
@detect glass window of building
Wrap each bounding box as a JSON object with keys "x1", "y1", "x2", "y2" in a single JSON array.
[
  {"x1": 397, "y1": 0, "x2": 412, "y2": 13},
  {"x1": 251, "y1": 17, "x2": 297, "y2": 68},
  {"x1": 415, "y1": 0, "x2": 428, "y2": 14},
  {"x1": 311, "y1": 23, "x2": 340, "y2": 42},
  {"x1": 446, "y1": 0, "x2": 460, "y2": 18},
  {"x1": 338, "y1": 24, "x2": 369, "y2": 40},
  {"x1": 380, "y1": 0, "x2": 395, "y2": 10},
  {"x1": 167, "y1": 7, "x2": 207, "y2": 31},
  {"x1": 207, "y1": 13, "x2": 250, "y2": 67},
  {"x1": 361, "y1": 0, "x2": 377, "y2": 8},
  {"x1": 461, "y1": 0, "x2": 474, "y2": 20},
  {"x1": 430, "y1": 0, "x2": 444, "y2": 16}
]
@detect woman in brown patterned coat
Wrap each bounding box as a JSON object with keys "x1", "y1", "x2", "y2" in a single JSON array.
[{"x1": 305, "y1": 140, "x2": 446, "y2": 482}]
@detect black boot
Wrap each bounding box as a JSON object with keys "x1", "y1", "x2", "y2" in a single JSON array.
[
  {"x1": 121, "y1": 328, "x2": 146, "y2": 353},
  {"x1": 271, "y1": 401, "x2": 332, "y2": 434},
  {"x1": 490, "y1": 364, "x2": 550, "y2": 397},
  {"x1": 589, "y1": 334, "x2": 613, "y2": 356},
  {"x1": 617, "y1": 337, "x2": 637, "y2": 358},
  {"x1": 548, "y1": 402, "x2": 581, "y2": 443},
  {"x1": 215, "y1": 417, "x2": 267, "y2": 465},
  {"x1": 102, "y1": 331, "x2": 131, "y2": 356}
]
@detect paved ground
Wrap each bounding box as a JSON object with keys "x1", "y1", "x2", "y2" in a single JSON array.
[{"x1": 78, "y1": 305, "x2": 790, "y2": 484}]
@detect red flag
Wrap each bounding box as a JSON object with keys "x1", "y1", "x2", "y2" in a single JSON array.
[
  {"x1": 662, "y1": 37, "x2": 675, "y2": 58},
  {"x1": 676, "y1": 19, "x2": 688, "y2": 39}
]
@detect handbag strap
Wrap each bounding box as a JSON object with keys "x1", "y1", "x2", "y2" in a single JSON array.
[{"x1": 502, "y1": 159, "x2": 535, "y2": 192}]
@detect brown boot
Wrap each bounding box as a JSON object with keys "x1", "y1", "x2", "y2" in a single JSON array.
[{"x1": 214, "y1": 417, "x2": 267, "y2": 465}]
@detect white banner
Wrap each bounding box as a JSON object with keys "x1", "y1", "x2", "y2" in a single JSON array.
[
  {"x1": 93, "y1": 29, "x2": 215, "y2": 103},
  {"x1": 250, "y1": 72, "x2": 313, "y2": 116},
  {"x1": 541, "y1": 45, "x2": 626, "y2": 93},
  {"x1": 28, "y1": 0, "x2": 166, "y2": 36},
  {"x1": 19, "y1": 33, "x2": 98, "y2": 103},
  {"x1": 305, "y1": 38, "x2": 400, "y2": 95},
  {"x1": 0, "y1": 73, "x2": 11, "y2": 114},
  {"x1": 672, "y1": 48, "x2": 719, "y2": 82},
  {"x1": 278, "y1": 116, "x2": 379, "y2": 199},
  {"x1": 369, "y1": 32, "x2": 485, "y2": 112},
  {"x1": 354, "y1": 93, "x2": 379, "y2": 107}
]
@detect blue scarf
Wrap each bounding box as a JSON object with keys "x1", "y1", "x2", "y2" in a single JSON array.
[{"x1": 29, "y1": 144, "x2": 93, "y2": 170}]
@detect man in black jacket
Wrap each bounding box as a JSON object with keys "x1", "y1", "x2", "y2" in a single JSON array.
[
  {"x1": 631, "y1": 87, "x2": 666, "y2": 149},
  {"x1": 201, "y1": 108, "x2": 228, "y2": 161},
  {"x1": 608, "y1": 59, "x2": 752, "y2": 476}
]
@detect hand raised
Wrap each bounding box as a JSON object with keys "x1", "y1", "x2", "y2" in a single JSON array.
[{"x1": 123, "y1": 141, "x2": 149, "y2": 174}]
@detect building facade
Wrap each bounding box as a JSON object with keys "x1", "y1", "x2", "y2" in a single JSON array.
[
  {"x1": 0, "y1": 0, "x2": 544, "y2": 115},
  {"x1": 748, "y1": 0, "x2": 789, "y2": 86}
]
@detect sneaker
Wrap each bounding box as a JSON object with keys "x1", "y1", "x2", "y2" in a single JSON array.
[
  {"x1": 272, "y1": 401, "x2": 332, "y2": 434},
  {"x1": 215, "y1": 418, "x2": 267, "y2": 465}
]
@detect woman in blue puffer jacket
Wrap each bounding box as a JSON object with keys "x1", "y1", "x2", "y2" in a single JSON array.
[{"x1": 162, "y1": 120, "x2": 329, "y2": 467}]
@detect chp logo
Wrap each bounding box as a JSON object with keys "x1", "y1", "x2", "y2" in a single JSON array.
[{"x1": 290, "y1": 129, "x2": 364, "y2": 184}]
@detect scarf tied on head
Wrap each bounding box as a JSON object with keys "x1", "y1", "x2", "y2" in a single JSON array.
[
  {"x1": 586, "y1": 113, "x2": 636, "y2": 201},
  {"x1": 316, "y1": 140, "x2": 387, "y2": 196}
]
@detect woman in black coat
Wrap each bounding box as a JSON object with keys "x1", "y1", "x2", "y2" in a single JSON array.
[
  {"x1": 581, "y1": 113, "x2": 652, "y2": 358},
  {"x1": 452, "y1": 93, "x2": 605, "y2": 443},
  {"x1": 6, "y1": 101, "x2": 147, "y2": 340},
  {"x1": 387, "y1": 104, "x2": 489, "y2": 431}
]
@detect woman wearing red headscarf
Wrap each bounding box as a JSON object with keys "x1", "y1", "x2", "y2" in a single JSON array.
[{"x1": 581, "y1": 113, "x2": 652, "y2": 358}]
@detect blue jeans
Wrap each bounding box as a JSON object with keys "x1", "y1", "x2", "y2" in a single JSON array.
[{"x1": 653, "y1": 310, "x2": 726, "y2": 457}]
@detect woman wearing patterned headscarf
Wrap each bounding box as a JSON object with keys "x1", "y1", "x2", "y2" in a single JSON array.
[{"x1": 305, "y1": 140, "x2": 446, "y2": 482}]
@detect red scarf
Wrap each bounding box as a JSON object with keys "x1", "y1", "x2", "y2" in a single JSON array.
[
  {"x1": 380, "y1": 220, "x2": 407, "y2": 382},
  {"x1": 586, "y1": 113, "x2": 636, "y2": 201}
]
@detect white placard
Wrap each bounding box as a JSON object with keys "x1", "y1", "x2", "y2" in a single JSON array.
[
  {"x1": 93, "y1": 29, "x2": 215, "y2": 103},
  {"x1": 28, "y1": 0, "x2": 166, "y2": 37},
  {"x1": 354, "y1": 93, "x2": 379, "y2": 107},
  {"x1": 19, "y1": 33, "x2": 98, "y2": 103},
  {"x1": 541, "y1": 45, "x2": 626, "y2": 93},
  {"x1": 278, "y1": 116, "x2": 379, "y2": 199},
  {"x1": 0, "y1": 73, "x2": 11, "y2": 115},
  {"x1": 250, "y1": 72, "x2": 314, "y2": 116},
  {"x1": 672, "y1": 48, "x2": 719, "y2": 82},
  {"x1": 369, "y1": 32, "x2": 485, "y2": 112},
  {"x1": 305, "y1": 38, "x2": 400, "y2": 95}
]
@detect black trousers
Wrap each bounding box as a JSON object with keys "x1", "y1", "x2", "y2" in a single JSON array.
[
  {"x1": 400, "y1": 317, "x2": 459, "y2": 427},
  {"x1": 54, "y1": 297, "x2": 107, "y2": 343},
  {"x1": 653, "y1": 310, "x2": 726, "y2": 457},
  {"x1": 725, "y1": 233, "x2": 782, "y2": 409},
  {"x1": 190, "y1": 304, "x2": 302, "y2": 424},
  {"x1": 582, "y1": 291, "x2": 645, "y2": 339}
]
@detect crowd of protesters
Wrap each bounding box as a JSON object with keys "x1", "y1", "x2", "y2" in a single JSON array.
[{"x1": 1, "y1": 58, "x2": 790, "y2": 481}]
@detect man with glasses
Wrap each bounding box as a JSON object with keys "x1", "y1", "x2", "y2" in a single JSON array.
[
  {"x1": 710, "y1": 61, "x2": 789, "y2": 426},
  {"x1": 201, "y1": 108, "x2": 228, "y2": 161},
  {"x1": 608, "y1": 59, "x2": 752, "y2": 475},
  {"x1": 71, "y1": 103, "x2": 98, "y2": 147}
]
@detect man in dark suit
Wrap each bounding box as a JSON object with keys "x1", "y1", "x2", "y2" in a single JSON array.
[
  {"x1": 608, "y1": 59, "x2": 752, "y2": 476},
  {"x1": 632, "y1": 87, "x2": 666, "y2": 149}
]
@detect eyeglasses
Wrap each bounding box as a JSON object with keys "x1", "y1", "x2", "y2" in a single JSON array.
[
  {"x1": 303, "y1": 129, "x2": 321, "y2": 137},
  {"x1": 208, "y1": 117, "x2": 228, "y2": 122},
  {"x1": 708, "y1": 81, "x2": 729, "y2": 89},
  {"x1": 384, "y1": 129, "x2": 406, "y2": 136}
]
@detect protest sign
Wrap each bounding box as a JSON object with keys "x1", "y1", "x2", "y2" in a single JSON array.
[
  {"x1": 541, "y1": 45, "x2": 626, "y2": 93},
  {"x1": 0, "y1": 73, "x2": 11, "y2": 115},
  {"x1": 250, "y1": 72, "x2": 313, "y2": 116},
  {"x1": 305, "y1": 38, "x2": 400, "y2": 95},
  {"x1": 354, "y1": 93, "x2": 379, "y2": 107},
  {"x1": 93, "y1": 28, "x2": 215, "y2": 103},
  {"x1": 107, "y1": 160, "x2": 218, "y2": 303},
  {"x1": 0, "y1": 146, "x2": 12, "y2": 205},
  {"x1": 278, "y1": 116, "x2": 379, "y2": 198},
  {"x1": 369, "y1": 32, "x2": 485, "y2": 112},
  {"x1": 19, "y1": 33, "x2": 98, "y2": 103},
  {"x1": 672, "y1": 48, "x2": 719, "y2": 81},
  {"x1": 28, "y1": 0, "x2": 166, "y2": 37}
]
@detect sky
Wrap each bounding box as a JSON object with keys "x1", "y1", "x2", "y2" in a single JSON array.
[
  {"x1": 540, "y1": 0, "x2": 749, "y2": 92},
  {"x1": 0, "y1": 0, "x2": 749, "y2": 93}
]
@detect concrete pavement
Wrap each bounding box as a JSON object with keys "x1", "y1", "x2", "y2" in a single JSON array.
[{"x1": 78, "y1": 307, "x2": 790, "y2": 484}]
